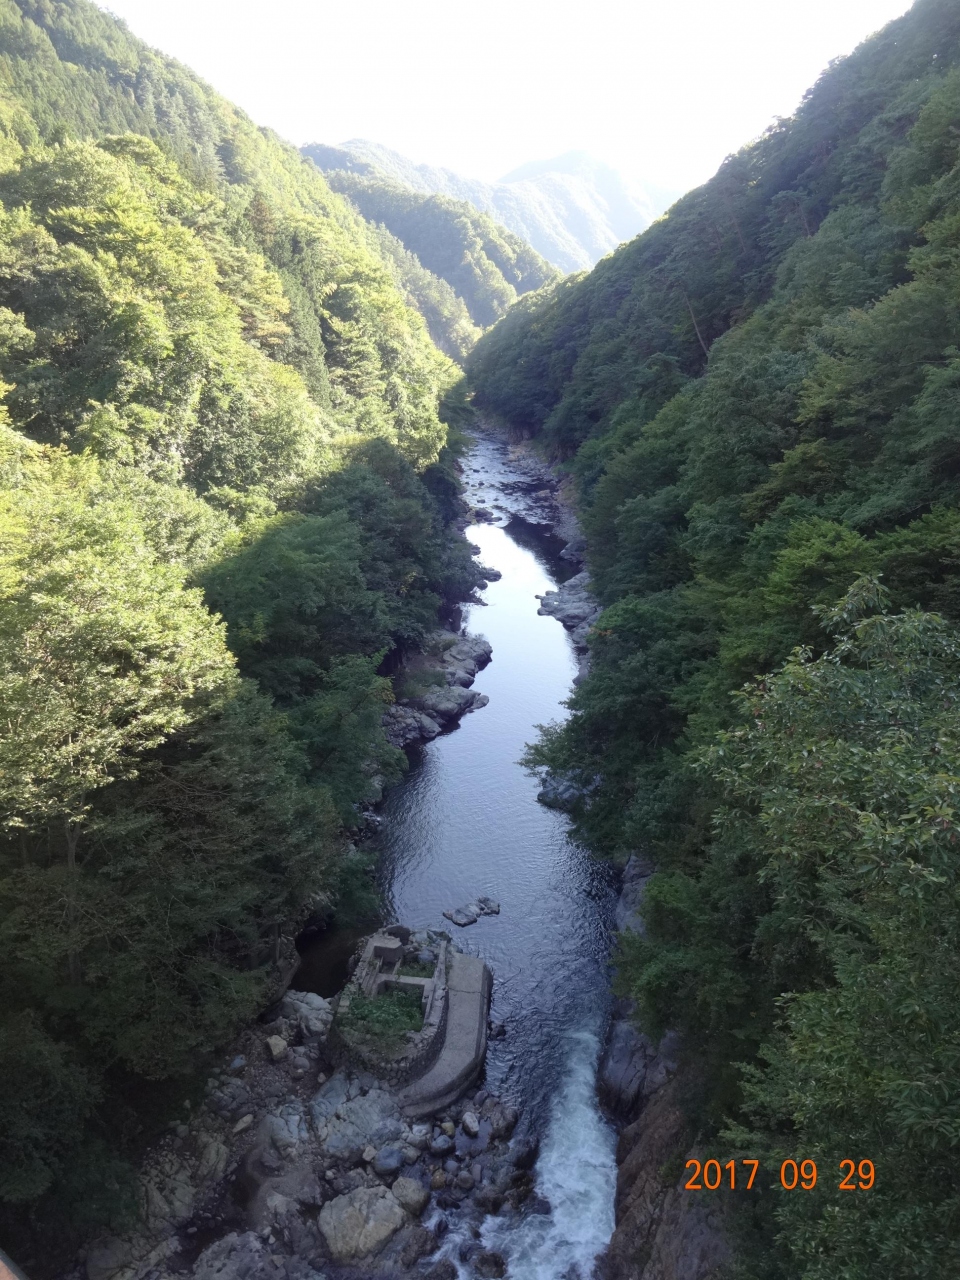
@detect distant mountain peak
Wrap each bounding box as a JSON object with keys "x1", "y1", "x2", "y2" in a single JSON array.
[{"x1": 498, "y1": 151, "x2": 613, "y2": 183}]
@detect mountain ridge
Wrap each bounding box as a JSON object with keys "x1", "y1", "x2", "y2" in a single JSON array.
[
  {"x1": 306, "y1": 160, "x2": 560, "y2": 333},
  {"x1": 303, "y1": 138, "x2": 674, "y2": 271}
]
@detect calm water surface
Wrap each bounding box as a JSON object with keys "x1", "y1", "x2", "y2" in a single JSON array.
[{"x1": 379, "y1": 515, "x2": 616, "y2": 1121}]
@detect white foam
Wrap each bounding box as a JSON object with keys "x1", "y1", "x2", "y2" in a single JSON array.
[{"x1": 482, "y1": 1028, "x2": 617, "y2": 1280}]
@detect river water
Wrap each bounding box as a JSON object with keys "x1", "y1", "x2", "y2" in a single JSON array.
[{"x1": 311, "y1": 434, "x2": 619, "y2": 1278}]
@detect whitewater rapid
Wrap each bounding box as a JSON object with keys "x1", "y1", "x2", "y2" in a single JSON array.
[{"x1": 482, "y1": 1028, "x2": 617, "y2": 1279}]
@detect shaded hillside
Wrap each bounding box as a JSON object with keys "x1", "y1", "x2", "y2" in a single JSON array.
[
  {"x1": 0, "y1": 0, "x2": 482, "y2": 1257},
  {"x1": 299, "y1": 155, "x2": 559, "y2": 329},
  {"x1": 470, "y1": 0, "x2": 960, "y2": 1274},
  {"x1": 305, "y1": 139, "x2": 669, "y2": 271},
  {"x1": 366, "y1": 219, "x2": 481, "y2": 362}
]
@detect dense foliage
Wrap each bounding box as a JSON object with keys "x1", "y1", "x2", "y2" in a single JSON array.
[
  {"x1": 0, "y1": 0, "x2": 480, "y2": 1255},
  {"x1": 470, "y1": 0, "x2": 960, "y2": 1273},
  {"x1": 366, "y1": 220, "x2": 481, "y2": 363},
  {"x1": 305, "y1": 157, "x2": 559, "y2": 330}
]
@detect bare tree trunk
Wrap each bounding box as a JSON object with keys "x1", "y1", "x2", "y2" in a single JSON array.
[
  {"x1": 681, "y1": 290, "x2": 710, "y2": 358},
  {"x1": 65, "y1": 817, "x2": 82, "y2": 985}
]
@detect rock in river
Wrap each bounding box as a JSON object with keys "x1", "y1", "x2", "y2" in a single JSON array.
[
  {"x1": 443, "y1": 905, "x2": 478, "y2": 927},
  {"x1": 416, "y1": 685, "x2": 489, "y2": 724},
  {"x1": 443, "y1": 897, "x2": 500, "y2": 926}
]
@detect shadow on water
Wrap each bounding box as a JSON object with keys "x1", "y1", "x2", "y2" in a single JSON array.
[
  {"x1": 500, "y1": 514, "x2": 580, "y2": 585},
  {"x1": 294, "y1": 921, "x2": 374, "y2": 999}
]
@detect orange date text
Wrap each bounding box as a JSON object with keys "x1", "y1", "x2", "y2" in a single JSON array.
[{"x1": 683, "y1": 1159, "x2": 875, "y2": 1190}]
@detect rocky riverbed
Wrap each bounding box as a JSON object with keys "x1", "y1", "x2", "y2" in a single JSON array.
[
  {"x1": 536, "y1": 570, "x2": 602, "y2": 683},
  {"x1": 77, "y1": 932, "x2": 532, "y2": 1280}
]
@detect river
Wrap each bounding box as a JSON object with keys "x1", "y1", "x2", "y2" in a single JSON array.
[{"x1": 308, "y1": 433, "x2": 619, "y2": 1279}]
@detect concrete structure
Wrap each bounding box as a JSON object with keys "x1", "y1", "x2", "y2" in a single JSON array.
[
  {"x1": 398, "y1": 952, "x2": 492, "y2": 1118},
  {"x1": 341, "y1": 931, "x2": 445, "y2": 1025},
  {"x1": 334, "y1": 930, "x2": 492, "y2": 1114}
]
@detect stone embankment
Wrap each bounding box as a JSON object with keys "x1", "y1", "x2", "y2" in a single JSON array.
[{"x1": 596, "y1": 858, "x2": 731, "y2": 1280}]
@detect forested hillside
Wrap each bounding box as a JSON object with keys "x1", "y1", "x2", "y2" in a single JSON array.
[
  {"x1": 301, "y1": 150, "x2": 559, "y2": 331},
  {"x1": 306, "y1": 139, "x2": 668, "y2": 271},
  {"x1": 0, "y1": 0, "x2": 480, "y2": 1253},
  {"x1": 469, "y1": 0, "x2": 960, "y2": 1273}
]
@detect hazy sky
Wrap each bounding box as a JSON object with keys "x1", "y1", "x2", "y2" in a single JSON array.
[{"x1": 98, "y1": 0, "x2": 913, "y2": 194}]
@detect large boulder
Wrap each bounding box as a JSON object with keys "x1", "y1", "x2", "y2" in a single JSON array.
[
  {"x1": 536, "y1": 571, "x2": 601, "y2": 633},
  {"x1": 316, "y1": 1088, "x2": 404, "y2": 1162},
  {"x1": 192, "y1": 1232, "x2": 275, "y2": 1280},
  {"x1": 598, "y1": 1023, "x2": 679, "y2": 1119},
  {"x1": 265, "y1": 1035, "x2": 288, "y2": 1062},
  {"x1": 372, "y1": 1146, "x2": 405, "y2": 1179},
  {"x1": 309, "y1": 1071, "x2": 353, "y2": 1128},
  {"x1": 536, "y1": 770, "x2": 600, "y2": 810},
  {"x1": 382, "y1": 704, "x2": 442, "y2": 748},
  {"x1": 262, "y1": 1103, "x2": 310, "y2": 1159},
  {"x1": 440, "y1": 635, "x2": 493, "y2": 687},
  {"x1": 417, "y1": 685, "x2": 489, "y2": 724},
  {"x1": 482, "y1": 1100, "x2": 519, "y2": 1140},
  {"x1": 443, "y1": 905, "x2": 478, "y2": 927},
  {"x1": 318, "y1": 1185, "x2": 406, "y2": 1261},
  {"x1": 281, "y1": 990, "x2": 334, "y2": 1040},
  {"x1": 474, "y1": 1250, "x2": 507, "y2": 1278},
  {"x1": 615, "y1": 854, "x2": 655, "y2": 935}
]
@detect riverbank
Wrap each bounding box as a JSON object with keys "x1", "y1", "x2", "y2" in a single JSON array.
[
  {"x1": 472, "y1": 423, "x2": 732, "y2": 1280},
  {"x1": 380, "y1": 631, "x2": 494, "y2": 754},
  {"x1": 359, "y1": 429, "x2": 622, "y2": 1278}
]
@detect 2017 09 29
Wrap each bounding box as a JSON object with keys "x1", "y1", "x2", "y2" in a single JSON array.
[{"x1": 683, "y1": 1158, "x2": 875, "y2": 1191}]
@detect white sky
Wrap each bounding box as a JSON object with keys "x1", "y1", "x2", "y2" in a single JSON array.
[{"x1": 98, "y1": 0, "x2": 913, "y2": 194}]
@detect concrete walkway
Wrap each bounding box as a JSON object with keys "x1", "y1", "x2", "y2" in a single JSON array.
[{"x1": 399, "y1": 952, "x2": 492, "y2": 1118}]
